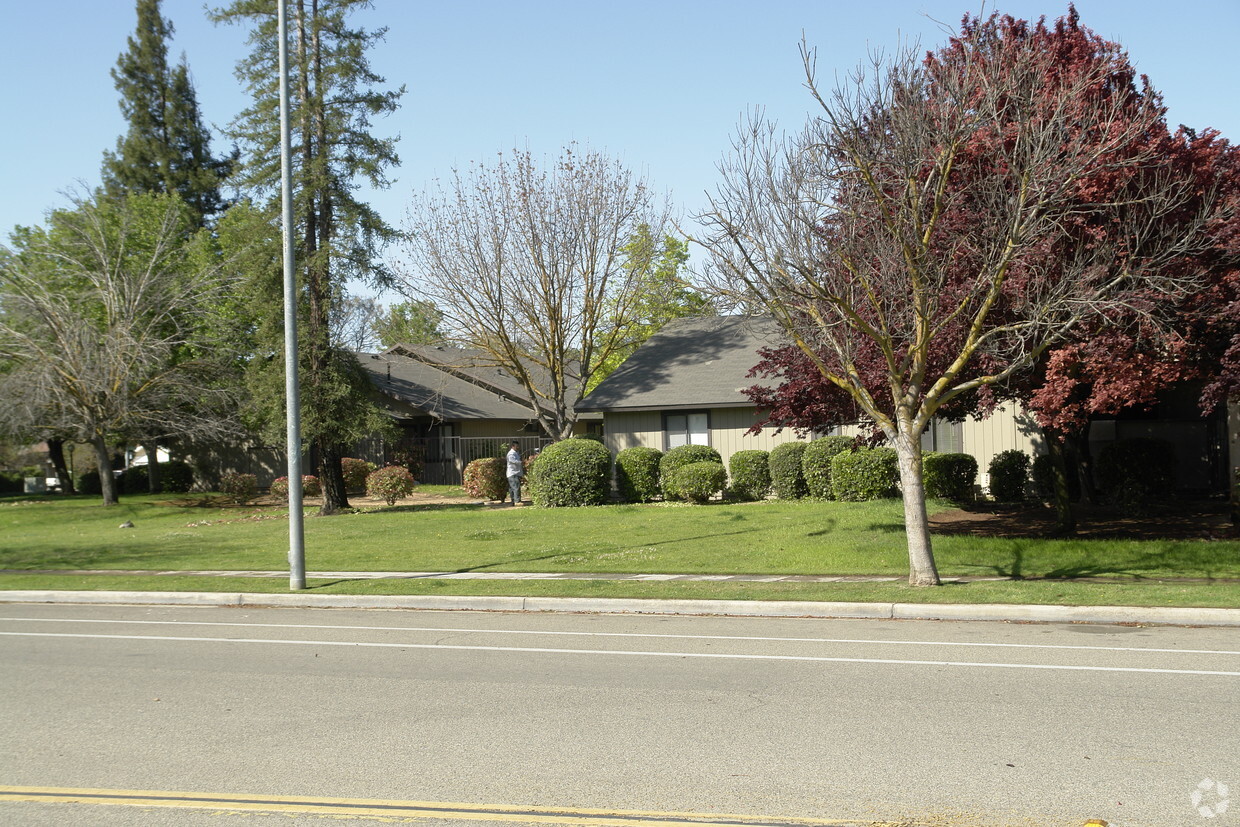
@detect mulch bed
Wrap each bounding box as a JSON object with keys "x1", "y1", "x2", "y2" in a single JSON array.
[{"x1": 929, "y1": 499, "x2": 1237, "y2": 541}]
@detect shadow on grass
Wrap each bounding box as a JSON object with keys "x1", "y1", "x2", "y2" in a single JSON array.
[{"x1": 951, "y1": 543, "x2": 1217, "y2": 581}]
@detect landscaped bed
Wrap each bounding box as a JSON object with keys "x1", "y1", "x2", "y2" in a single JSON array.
[{"x1": 1, "y1": 491, "x2": 1237, "y2": 607}]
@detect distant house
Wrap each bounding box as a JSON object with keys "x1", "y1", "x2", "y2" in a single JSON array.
[
  {"x1": 355, "y1": 345, "x2": 600, "y2": 483},
  {"x1": 577, "y1": 316, "x2": 1235, "y2": 494}
]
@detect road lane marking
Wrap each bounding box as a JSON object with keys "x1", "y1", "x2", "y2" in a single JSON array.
[
  {"x1": 4, "y1": 630, "x2": 1240, "y2": 676},
  {"x1": 3, "y1": 615, "x2": 1236, "y2": 656},
  {"x1": 0, "y1": 786, "x2": 860, "y2": 825}
]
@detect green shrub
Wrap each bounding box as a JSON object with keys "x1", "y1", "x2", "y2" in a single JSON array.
[
  {"x1": 616, "y1": 446, "x2": 663, "y2": 503},
  {"x1": 802, "y1": 436, "x2": 854, "y2": 499},
  {"x1": 366, "y1": 465, "x2": 418, "y2": 505},
  {"x1": 769, "y1": 442, "x2": 809, "y2": 499},
  {"x1": 728, "y1": 450, "x2": 770, "y2": 501},
  {"x1": 463, "y1": 457, "x2": 508, "y2": 501},
  {"x1": 0, "y1": 471, "x2": 23, "y2": 494},
  {"x1": 659, "y1": 445, "x2": 723, "y2": 498},
  {"x1": 831, "y1": 447, "x2": 900, "y2": 501},
  {"x1": 270, "y1": 475, "x2": 322, "y2": 500},
  {"x1": 341, "y1": 458, "x2": 376, "y2": 491},
  {"x1": 77, "y1": 470, "x2": 102, "y2": 495},
  {"x1": 987, "y1": 450, "x2": 1030, "y2": 502},
  {"x1": 1032, "y1": 453, "x2": 1080, "y2": 504},
  {"x1": 1095, "y1": 438, "x2": 1177, "y2": 510},
  {"x1": 529, "y1": 437, "x2": 611, "y2": 507},
  {"x1": 922, "y1": 452, "x2": 977, "y2": 502},
  {"x1": 664, "y1": 461, "x2": 728, "y2": 503},
  {"x1": 117, "y1": 465, "x2": 149, "y2": 495},
  {"x1": 219, "y1": 471, "x2": 258, "y2": 504},
  {"x1": 159, "y1": 461, "x2": 194, "y2": 493},
  {"x1": 576, "y1": 432, "x2": 605, "y2": 443}
]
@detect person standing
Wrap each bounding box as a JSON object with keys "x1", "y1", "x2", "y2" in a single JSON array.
[{"x1": 505, "y1": 441, "x2": 524, "y2": 506}]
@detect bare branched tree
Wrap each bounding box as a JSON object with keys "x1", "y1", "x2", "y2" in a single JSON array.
[
  {"x1": 0, "y1": 192, "x2": 241, "y2": 505},
  {"x1": 399, "y1": 146, "x2": 670, "y2": 439},
  {"x1": 696, "y1": 13, "x2": 1225, "y2": 585}
]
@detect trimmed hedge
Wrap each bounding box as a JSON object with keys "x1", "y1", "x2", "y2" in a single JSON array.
[
  {"x1": 769, "y1": 442, "x2": 808, "y2": 499},
  {"x1": 366, "y1": 465, "x2": 418, "y2": 505},
  {"x1": 1095, "y1": 438, "x2": 1177, "y2": 510},
  {"x1": 802, "y1": 436, "x2": 854, "y2": 499},
  {"x1": 831, "y1": 447, "x2": 900, "y2": 501},
  {"x1": 616, "y1": 446, "x2": 663, "y2": 503},
  {"x1": 922, "y1": 452, "x2": 977, "y2": 502},
  {"x1": 659, "y1": 445, "x2": 722, "y2": 499},
  {"x1": 664, "y1": 461, "x2": 727, "y2": 503},
  {"x1": 728, "y1": 450, "x2": 770, "y2": 501},
  {"x1": 463, "y1": 457, "x2": 508, "y2": 501},
  {"x1": 529, "y1": 437, "x2": 611, "y2": 507},
  {"x1": 988, "y1": 449, "x2": 1030, "y2": 502}
]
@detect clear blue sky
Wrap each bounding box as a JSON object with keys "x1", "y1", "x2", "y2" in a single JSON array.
[{"x1": 3, "y1": 0, "x2": 1238, "y2": 283}]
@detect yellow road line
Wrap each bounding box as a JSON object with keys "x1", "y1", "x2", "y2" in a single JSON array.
[{"x1": 0, "y1": 786, "x2": 864, "y2": 826}]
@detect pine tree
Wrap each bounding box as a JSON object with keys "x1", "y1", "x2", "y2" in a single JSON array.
[
  {"x1": 102, "y1": 0, "x2": 232, "y2": 226},
  {"x1": 211, "y1": 0, "x2": 403, "y2": 514}
]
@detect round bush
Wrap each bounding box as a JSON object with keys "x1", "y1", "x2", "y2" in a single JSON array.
[
  {"x1": 529, "y1": 437, "x2": 611, "y2": 507},
  {"x1": 922, "y1": 452, "x2": 978, "y2": 502},
  {"x1": 616, "y1": 446, "x2": 663, "y2": 503},
  {"x1": 219, "y1": 471, "x2": 258, "y2": 504},
  {"x1": 988, "y1": 449, "x2": 1030, "y2": 502},
  {"x1": 463, "y1": 456, "x2": 508, "y2": 501},
  {"x1": 831, "y1": 447, "x2": 900, "y2": 501},
  {"x1": 77, "y1": 469, "x2": 102, "y2": 495},
  {"x1": 270, "y1": 475, "x2": 322, "y2": 500},
  {"x1": 366, "y1": 465, "x2": 418, "y2": 505},
  {"x1": 665, "y1": 461, "x2": 728, "y2": 503},
  {"x1": 769, "y1": 442, "x2": 809, "y2": 499},
  {"x1": 341, "y1": 458, "x2": 376, "y2": 491},
  {"x1": 0, "y1": 471, "x2": 23, "y2": 495},
  {"x1": 802, "y1": 436, "x2": 854, "y2": 499},
  {"x1": 728, "y1": 450, "x2": 770, "y2": 501},
  {"x1": 159, "y1": 460, "x2": 194, "y2": 493},
  {"x1": 659, "y1": 445, "x2": 723, "y2": 498},
  {"x1": 1095, "y1": 438, "x2": 1177, "y2": 510}
]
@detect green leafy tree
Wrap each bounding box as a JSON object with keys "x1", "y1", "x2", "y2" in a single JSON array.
[
  {"x1": 373, "y1": 300, "x2": 444, "y2": 349},
  {"x1": 102, "y1": 0, "x2": 233, "y2": 226},
  {"x1": 589, "y1": 225, "x2": 710, "y2": 391},
  {"x1": 211, "y1": 0, "x2": 403, "y2": 514}
]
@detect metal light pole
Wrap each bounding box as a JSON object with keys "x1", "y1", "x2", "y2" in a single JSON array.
[{"x1": 278, "y1": 0, "x2": 305, "y2": 590}]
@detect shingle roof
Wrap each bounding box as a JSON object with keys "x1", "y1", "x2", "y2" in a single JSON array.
[
  {"x1": 577, "y1": 316, "x2": 787, "y2": 412},
  {"x1": 355, "y1": 352, "x2": 537, "y2": 421}
]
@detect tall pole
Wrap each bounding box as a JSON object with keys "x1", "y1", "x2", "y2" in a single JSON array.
[{"x1": 278, "y1": 0, "x2": 306, "y2": 590}]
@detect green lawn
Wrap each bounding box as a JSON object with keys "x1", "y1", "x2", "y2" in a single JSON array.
[{"x1": 1, "y1": 494, "x2": 1237, "y2": 607}]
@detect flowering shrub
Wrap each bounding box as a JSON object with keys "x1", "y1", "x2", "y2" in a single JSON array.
[
  {"x1": 463, "y1": 457, "x2": 508, "y2": 500},
  {"x1": 341, "y1": 458, "x2": 376, "y2": 491},
  {"x1": 219, "y1": 471, "x2": 258, "y2": 504},
  {"x1": 365, "y1": 465, "x2": 417, "y2": 506},
  {"x1": 270, "y1": 475, "x2": 322, "y2": 500}
]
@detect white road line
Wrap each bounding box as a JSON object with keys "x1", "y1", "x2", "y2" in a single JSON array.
[
  {"x1": 4, "y1": 631, "x2": 1240, "y2": 676},
  {"x1": 1, "y1": 615, "x2": 1237, "y2": 656}
]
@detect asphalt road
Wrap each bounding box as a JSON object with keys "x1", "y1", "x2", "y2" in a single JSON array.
[{"x1": 1, "y1": 604, "x2": 1237, "y2": 826}]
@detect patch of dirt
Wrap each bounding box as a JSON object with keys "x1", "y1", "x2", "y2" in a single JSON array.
[{"x1": 929, "y1": 499, "x2": 1237, "y2": 541}]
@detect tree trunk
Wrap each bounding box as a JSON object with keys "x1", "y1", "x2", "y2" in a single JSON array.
[
  {"x1": 317, "y1": 438, "x2": 350, "y2": 515},
  {"x1": 92, "y1": 436, "x2": 119, "y2": 506},
  {"x1": 1070, "y1": 425, "x2": 1097, "y2": 505},
  {"x1": 47, "y1": 438, "x2": 75, "y2": 495},
  {"x1": 1045, "y1": 434, "x2": 1076, "y2": 536},
  {"x1": 144, "y1": 441, "x2": 161, "y2": 493},
  {"x1": 894, "y1": 428, "x2": 941, "y2": 586}
]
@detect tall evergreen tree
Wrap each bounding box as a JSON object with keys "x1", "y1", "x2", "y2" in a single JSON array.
[
  {"x1": 102, "y1": 0, "x2": 233, "y2": 226},
  {"x1": 211, "y1": 0, "x2": 403, "y2": 514}
]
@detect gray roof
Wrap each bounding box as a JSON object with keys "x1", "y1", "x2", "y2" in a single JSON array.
[
  {"x1": 577, "y1": 316, "x2": 788, "y2": 412},
  {"x1": 356, "y1": 352, "x2": 537, "y2": 421}
]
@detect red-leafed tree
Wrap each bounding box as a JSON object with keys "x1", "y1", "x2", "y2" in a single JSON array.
[{"x1": 697, "y1": 8, "x2": 1231, "y2": 585}]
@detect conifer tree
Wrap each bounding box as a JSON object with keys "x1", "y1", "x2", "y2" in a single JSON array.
[
  {"x1": 211, "y1": 0, "x2": 403, "y2": 514},
  {"x1": 102, "y1": 0, "x2": 232, "y2": 226}
]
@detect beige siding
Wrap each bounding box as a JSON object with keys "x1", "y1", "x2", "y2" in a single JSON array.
[
  {"x1": 962, "y1": 402, "x2": 1043, "y2": 488},
  {"x1": 458, "y1": 419, "x2": 533, "y2": 439}
]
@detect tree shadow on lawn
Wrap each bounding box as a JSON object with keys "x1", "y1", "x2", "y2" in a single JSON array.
[{"x1": 929, "y1": 499, "x2": 1236, "y2": 541}]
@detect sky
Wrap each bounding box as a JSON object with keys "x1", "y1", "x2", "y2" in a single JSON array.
[{"x1": 3, "y1": 0, "x2": 1238, "y2": 297}]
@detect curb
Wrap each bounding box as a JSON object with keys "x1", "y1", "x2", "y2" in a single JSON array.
[{"x1": 1, "y1": 590, "x2": 1238, "y2": 626}]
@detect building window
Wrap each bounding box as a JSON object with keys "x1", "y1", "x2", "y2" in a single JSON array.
[
  {"x1": 665, "y1": 412, "x2": 709, "y2": 450},
  {"x1": 920, "y1": 417, "x2": 963, "y2": 453}
]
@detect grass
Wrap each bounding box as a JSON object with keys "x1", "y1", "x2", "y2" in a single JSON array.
[{"x1": 1, "y1": 493, "x2": 1237, "y2": 608}]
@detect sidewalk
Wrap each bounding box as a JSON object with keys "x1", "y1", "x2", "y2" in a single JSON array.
[{"x1": 2, "y1": 568, "x2": 1238, "y2": 627}]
